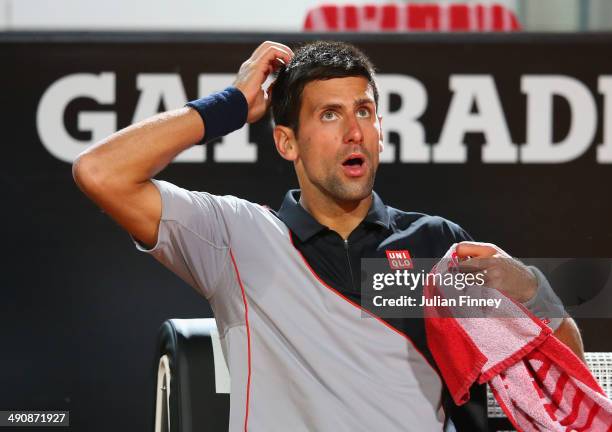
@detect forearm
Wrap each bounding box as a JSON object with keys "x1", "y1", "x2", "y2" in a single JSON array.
[
  {"x1": 73, "y1": 107, "x2": 203, "y2": 189},
  {"x1": 522, "y1": 267, "x2": 585, "y2": 360},
  {"x1": 553, "y1": 317, "x2": 586, "y2": 362}
]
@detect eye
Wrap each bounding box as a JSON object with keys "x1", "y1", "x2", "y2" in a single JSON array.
[
  {"x1": 356, "y1": 107, "x2": 371, "y2": 118},
  {"x1": 321, "y1": 110, "x2": 338, "y2": 121}
]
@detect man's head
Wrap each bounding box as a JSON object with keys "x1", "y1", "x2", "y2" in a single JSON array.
[
  {"x1": 271, "y1": 41, "x2": 379, "y2": 133},
  {"x1": 271, "y1": 41, "x2": 383, "y2": 206}
]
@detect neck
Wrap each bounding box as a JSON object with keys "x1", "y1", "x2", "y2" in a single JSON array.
[{"x1": 299, "y1": 188, "x2": 372, "y2": 240}]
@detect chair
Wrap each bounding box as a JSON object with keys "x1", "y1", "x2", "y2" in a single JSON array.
[
  {"x1": 153, "y1": 318, "x2": 612, "y2": 432},
  {"x1": 153, "y1": 319, "x2": 229, "y2": 432}
]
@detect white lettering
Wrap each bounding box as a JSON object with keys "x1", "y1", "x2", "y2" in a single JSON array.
[
  {"x1": 521, "y1": 75, "x2": 596, "y2": 163},
  {"x1": 133, "y1": 74, "x2": 204, "y2": 162},
  {"x1": 373, "y1": 273, "x2": 385, "y2": 290},
  {"x1": 597, "y1": 76, "x2": 612, "y2": 163},
  {"x1": 377, "y1": 75, "x2": 430, "y2": 163},
  {"x1": 37, "y1": 72, "x2": 116, "y2": 163},
  {"x1": 434, "y1": 75, "x2": 517, "y2": 163},
  {"x1": 36, "y1": 72, "x2": 609, "y2": 165}
]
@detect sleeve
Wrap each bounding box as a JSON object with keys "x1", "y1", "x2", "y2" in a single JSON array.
[
  {"x1": 131, "y1": 179, "x2": 240, "y2": 299},
  {"x1": 422, "y1": 215, "x2": 474, "y2": 259},
  {"x1": 522, "y1": 266, "x2": 567, "y2": 331},
  {"x1": 439, "y1": 217, "x2": 474, "y2": 243},
  {"x1": 446, "y1": 222, "x2": 473, "y2": 243}
]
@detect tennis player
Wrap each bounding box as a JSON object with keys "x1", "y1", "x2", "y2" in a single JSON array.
[{"x1": 73, "y1": 40, "x2": 584, "y2": 431}]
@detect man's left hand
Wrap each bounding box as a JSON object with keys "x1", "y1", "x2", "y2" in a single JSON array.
[{"x1": 455, "y1": 241, "x2": 537, "y2": 303}]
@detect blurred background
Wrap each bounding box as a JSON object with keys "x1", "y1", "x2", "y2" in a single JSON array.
[
  {"x1": 0, "y1": 0, "x2": 612, "y2": 32},
  {"x1": 3, "y1": 0, "x2": 612, "y2": 32},
  {"x1": 2, "y1": 1, "x2": 612, "y2": 431}
]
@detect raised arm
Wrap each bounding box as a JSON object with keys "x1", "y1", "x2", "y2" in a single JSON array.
[
  {"x1": 72, "y1": 108, "x2": 203, "y2": 247},
  {"x1": 72, "y1": 41, "x2": 293, "y2": 247}
]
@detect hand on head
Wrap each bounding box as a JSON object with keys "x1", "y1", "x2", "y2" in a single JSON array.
[{"x1": 233, "y1": 41, "x2": 294, "y2": 124}]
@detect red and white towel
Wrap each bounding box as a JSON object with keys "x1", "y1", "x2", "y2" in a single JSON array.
[{"x1": 425, "y1": 245, "x2": 612, "y2": 431}]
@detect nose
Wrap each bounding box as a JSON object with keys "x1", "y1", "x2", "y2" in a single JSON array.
[{"x1": 343, "y1": 114, "x2": 364, "y2": 145}]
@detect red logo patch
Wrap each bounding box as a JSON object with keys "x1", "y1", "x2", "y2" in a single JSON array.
[{"x1": 385, "y1": 250, "x2": 413, "y2": 270}]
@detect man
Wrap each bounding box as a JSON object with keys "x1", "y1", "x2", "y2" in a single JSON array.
[{"x1": 73, "y1": 40, "x2": 584, "y2": 431}]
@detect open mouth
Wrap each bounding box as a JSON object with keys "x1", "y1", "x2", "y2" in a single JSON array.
[
  {"x1": 342, "y1": 155, "x2": 365, "y2": 167},
  {"x1": 341, "y1": 154, "x2": 366, "y2": 177}
]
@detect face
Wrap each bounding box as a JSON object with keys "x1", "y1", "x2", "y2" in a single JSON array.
[{"x1": 283, "y1": 76, "x2": 383, "y2": 204}]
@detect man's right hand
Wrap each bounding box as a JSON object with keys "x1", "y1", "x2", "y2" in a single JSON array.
[{"x1": 233, "y1": 41, "x2": 294, "y2": 124}]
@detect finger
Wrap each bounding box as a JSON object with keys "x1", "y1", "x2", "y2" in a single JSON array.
[
  {"x1": 455, "y1": 242, "x2": 497, "y2": 258},
  {"x1": 252, "y1": 41, "x2": 292, "y2": 56},
  {"x1": 255, "y1": 45, "x2": 293, "y2": 67},
  {"x1": 457, "y1": 257, "x2": 492, "y2": 273},
  {"x1": 251, "y1": 41, "x2": 276, "y2": 58},
  {"x1": 271, "y1": 41, "x2": 294, "y2": 56},
  {"x1": 268, "y1": 41, "x2": 294, "y2": 57},
  {"x1": 252, "y1": 41, "x2": 294, "y2": 61},
  {"x1": 250, "y1": 47, "x2": 292, "y2": 89}
]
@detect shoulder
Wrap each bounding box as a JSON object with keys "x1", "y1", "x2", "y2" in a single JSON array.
[
  {"x1": 386, "y1": 206, "x2": 472, "y2": 256},
  {"x1": 388, "y1": 207, "x2": 470, "y2": 239},
  {"x1": 152, "y1": 179, "x2": 278, "y2": 229}
]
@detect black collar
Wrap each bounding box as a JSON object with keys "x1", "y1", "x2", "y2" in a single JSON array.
[{"x1": 277, "y1": 189, "x2": 391, "y2": 242}]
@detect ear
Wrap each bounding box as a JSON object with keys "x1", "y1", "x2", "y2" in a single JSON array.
[
  {"x1": 273, "y1": 125, "x2": 298, "y2": 161},
  {"x1": 377, "y1": 114, "x2": 384, "y2": 153}
]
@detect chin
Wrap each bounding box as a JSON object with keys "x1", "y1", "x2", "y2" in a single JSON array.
[{"x1": 328, "y1": 181, "x2": 373, "y2": 203}]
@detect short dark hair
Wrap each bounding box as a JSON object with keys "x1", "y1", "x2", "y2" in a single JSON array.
[{"x1": 271, "y1": 41, "x2": 378, "y2": 135}]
